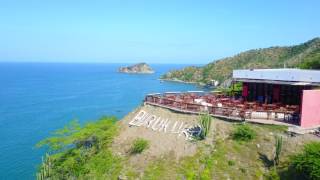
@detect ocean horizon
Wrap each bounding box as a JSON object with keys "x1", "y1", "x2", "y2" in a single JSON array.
[{"x1": 0, "y1": 63, "x2": 204, "y2": 179}]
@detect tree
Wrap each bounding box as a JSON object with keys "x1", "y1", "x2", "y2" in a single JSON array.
[{"x1": 36, "y1": 117, "x2": 122, "y2": 179}]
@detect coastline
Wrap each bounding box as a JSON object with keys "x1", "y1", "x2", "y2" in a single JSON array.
[
  {"x1": 159, "y1": 78, "x2": 217, "y2": 89},
  {"x1": 158, "y1": 78, "x2": 199, "y2": 85},
  {"x1": 118, "y1": 71, "x2": 155, "y2": 74}
]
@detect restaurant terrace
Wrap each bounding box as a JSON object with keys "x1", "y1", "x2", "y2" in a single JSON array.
[{"x1": 144, "y1": 69, "x2": 320, "y2": 130}]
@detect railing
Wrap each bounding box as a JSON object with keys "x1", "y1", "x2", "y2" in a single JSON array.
[{"x1": 144, "y1": 94, "x2": 300, "y2": 124}]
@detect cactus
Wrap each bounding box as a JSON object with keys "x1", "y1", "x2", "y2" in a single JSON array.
[
  {"x1": 36, "y1": 153, "x2": 52, "y2": 180},
  {"x1": 274, "y1": 135, "x2": 283, "y2": 166},
  {"x1": 199, "y1": 113, "x2": 212, "y2": 139}
]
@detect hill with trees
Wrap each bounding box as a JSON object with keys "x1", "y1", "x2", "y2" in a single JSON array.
[{"x1": 161, "y1": 38, "x2": 320, "y2": 86}]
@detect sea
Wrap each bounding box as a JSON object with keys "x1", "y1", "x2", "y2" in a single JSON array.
[{"x1": 0, "y1": 63, "x2": 204, "y2": 179}]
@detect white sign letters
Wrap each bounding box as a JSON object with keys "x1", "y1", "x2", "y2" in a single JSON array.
[{"x1": 129, "y1": 110, "x2": 202, "y2": 140}]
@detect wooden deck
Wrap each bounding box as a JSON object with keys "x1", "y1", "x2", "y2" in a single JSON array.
[
  {"x1": 145, "y1": 101, "x2": 296, "y2": 127},
  {"x1": 144, "y1": 92, "x2": 301, "y2": 127}
]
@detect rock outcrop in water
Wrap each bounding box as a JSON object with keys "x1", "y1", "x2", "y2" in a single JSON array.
[{"x1": 118, "y1": 63, "x2": 154, "y2": 74}]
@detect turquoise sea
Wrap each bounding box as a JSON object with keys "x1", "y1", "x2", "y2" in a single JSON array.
[{"x1": 0, "y1": 63, "x2": 203, "y2": 179}]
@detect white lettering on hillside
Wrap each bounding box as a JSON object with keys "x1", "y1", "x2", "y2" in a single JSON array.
[
  {"x1": 158, "y1": 119, "x2": 170, "y2": 133},
  {"x1": 128, "y1": 110, "x2": 202, "y2": 140},
  {"x1": 129, "y1": 110, "x2": 146, "y2": 126}
]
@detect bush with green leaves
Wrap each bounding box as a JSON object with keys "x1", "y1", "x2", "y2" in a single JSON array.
[
  {"x1": 36, "y1": 116, "x2": 122, "y2": 179},
  {"x1": 228, "y1": 160, "x2": 235, "y2": 166},
  {"x1": 288, "y1": 142, "x2": 320, "y2": 180},
  {"x1": 130, "y1": 138, "x2": 149, "y2": 154},
  {"x1": 232, "y1": 124, "x2": 256, "y2": 142}
]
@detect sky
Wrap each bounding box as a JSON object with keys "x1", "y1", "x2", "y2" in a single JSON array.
[{"x1": 0, "y1": 0, "x2": 319, "y2": 64}]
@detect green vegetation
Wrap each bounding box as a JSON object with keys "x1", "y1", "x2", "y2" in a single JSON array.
[
  {"x1": 140, "y1": 123, "x2": 302, "y2": 180},
  {"x1": 260, "y1": 124, "x2": 288, "y2": 133},
  {"x1": 300, "y1": 59, "x2": 320, "y2": 69},
  {"x1": 232, "y1": 124, "x2": 256, "y2": 142},
  {"x1": 36, "y1": 116, "x2": 122, "y2": 179},
  {"x1": 177, "y1": 132, "x2": 264, "y2": 179},
  {"x1": 274, "y1": 135, "x2": 283, "y2": 166},
  {"x1": 265, "y1": 167, "x2": 280, "y2": 180},
  {"x1": 162, "y1": 66, "x2": 201, "y2": 83},
  {"x1": 130, "y1": 138, "x2": 149, "y2": 154},
  {"x1": 287, "y1": 142, "x2": 320, "y2": 180},
  {"x1": 161, "y1": 38, "x2": 320, "y2": 86},
  {"x1": 298, "y1": 46, "x2": 320, "y2": 69},
  {"x1": 143, "y1": 155, "x2": 177, "y2": 179},
  {"x1": 215, "y1": 82, "x2": 243, "y2": 96},
  {"x1": 228, "y1": 160, "x2": 235, "y2": 166},
  {"x1": 198, "y1": 113, "x2": 212, "y2": 140},
  {"x1": 36, "y1": 114, "x2": 320, "y2": 179}
]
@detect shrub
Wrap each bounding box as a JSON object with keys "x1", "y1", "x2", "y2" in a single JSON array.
[
  {"x1": 130, "y1": 138, "x2": 149, "y2": 154},
  {"x1": 228, "y1": 160, "x2": 235, "y2": 166},
  {"x1": 288, "y1": 142, "x2": 320, "y2": 180},
  {"x1": 232, "y1": 124, "x2": 256, "y2": 142},
  {"x1": 240, "y1": 167, "x2": 246, "y2": 173}
]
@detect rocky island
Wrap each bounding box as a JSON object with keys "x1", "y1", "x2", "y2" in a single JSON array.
[{"x1": 118, "y1": 63, "x2": 154, "y2": 74}]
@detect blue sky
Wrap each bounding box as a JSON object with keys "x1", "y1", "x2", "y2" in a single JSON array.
[{"x1": 0, "y1": 0, "x2": 319, "y2": 64}]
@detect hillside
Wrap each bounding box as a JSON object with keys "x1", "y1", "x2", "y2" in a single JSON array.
[
  {"x1": 161, "y1": 38, "x2": 320, "y2": 86},
  {"x1": 36, "y1": 105, "x2": 320, "y2": 179}
]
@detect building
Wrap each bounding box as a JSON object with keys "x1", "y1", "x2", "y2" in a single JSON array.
[
  {"x1": 144, "y1": 68, "x2": 320, "y2": 131},
  {"x1": 233, "y1": 68, "x2": 320, "y2": 128}
]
